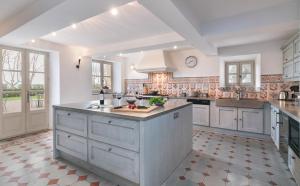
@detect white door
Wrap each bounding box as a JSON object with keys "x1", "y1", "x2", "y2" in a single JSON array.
[
  {"x1": 26, "y1": 51, "x2": 49, "y2": 132},
  {"x1": 238, "y1": 108, "x2": 263, "y2": 133},
  {"x1": 0, "y1": 47, "x2": 49, "y2": 139},
  {"x1": 219, "y1": 107, "x2": 237, "y2": 130}
]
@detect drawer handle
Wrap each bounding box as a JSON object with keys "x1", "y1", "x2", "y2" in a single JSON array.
[
  {"x1": 67, "y1": 135, "x2": 71, "y2": 138},
  {"x1": 67, "y1": 113, "x2": 71, "y2": 116},
  {"x1": 108, "y1": 120, "x2": 112, "y2": 124},
  {"x1": 108, "y1": 148, "x2": 112, "y2": 152},
  {"x1": 292, "y1": 156, "x2": 296, "y2": 160},
  {"x1": 272, "y1": 127, "x2": 275, "y2": 130}
]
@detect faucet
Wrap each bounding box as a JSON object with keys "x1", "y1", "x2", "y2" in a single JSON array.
[{"x1": 235, "y1": 88, "x2": 242, "y2": 100}]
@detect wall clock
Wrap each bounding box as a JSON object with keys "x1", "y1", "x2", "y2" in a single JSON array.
[{"x1": 185, "y1": 56, "x2": 197, "y2": 68}]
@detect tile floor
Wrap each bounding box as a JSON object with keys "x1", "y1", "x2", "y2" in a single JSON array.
[{"x1": 0, "y1": 127, "x2": 297, "y2": 186}]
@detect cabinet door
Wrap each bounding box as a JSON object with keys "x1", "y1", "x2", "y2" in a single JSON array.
[
  {"x1": 218, "y1": 107, "x2": 237, "y2": 130},
  {"x1": 294, "y1": 37, "x2": 300, "y2": 59},
  {"x1": 294, "y1": 57, "x2": 300, "y2": 77},
  {"x1": 283, "y1": 42, "x2": 294, "y2": 63},
  {"x1": 88, "y1": 140, "x2": 139, "y2": 183},
  {"x1": 283, "y1": 61, "x2": 294, "y2": 79},
  {"x1": 210, "y1": 101, "x2": 219, "y2": 127},
  {"x1": 238, "y1": 108, "x2": 263, "y2": 133},
  {"x1": 192, "y1": 105, "x2": 209, "y2": 126},
  {"x1": 56, "y1": 130, "x2": 87, "y2": 161},
  {"x1": 270, "y1": 106, "x2": 277, "y2": 143}
]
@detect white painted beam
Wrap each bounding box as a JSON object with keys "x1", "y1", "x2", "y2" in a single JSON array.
[
  {"x1": 0, "y1": 0, "x2": 131, "y2": 45},
  {"x1": 88, "y1": 32, "x2": 188, "y2": 57},
  {"x1": 138, "y1": 0, "x2": 217, "y2": 55}
]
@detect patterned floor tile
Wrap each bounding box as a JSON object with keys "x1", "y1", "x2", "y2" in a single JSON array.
[{"x1": 0, "y1": 127, "x2": 297, "y2": 186}]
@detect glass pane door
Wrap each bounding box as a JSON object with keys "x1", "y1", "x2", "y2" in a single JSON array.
[
  {"x1": 28, "y1": 52, "x2": 46, "y2": 111},
  {"x1": 1, "y1": 49, "x2": 23, "y2": 114}
]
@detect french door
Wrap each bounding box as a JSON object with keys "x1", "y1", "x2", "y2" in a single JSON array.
[{"x1": 0, "y1": 46, "x2": 49, "y2": 139}]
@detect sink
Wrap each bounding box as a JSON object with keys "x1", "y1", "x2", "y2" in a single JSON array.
[
  {"x1": 86, "y1": 103, "x2": 113, "y2": 109},
  {"x1": 216, "y1": 98, "x2": 265, "y2": 109}
]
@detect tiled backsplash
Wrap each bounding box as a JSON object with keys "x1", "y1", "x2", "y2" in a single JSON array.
[{"x1": 125, "y1": 73, "x2": 298, "y2": 100}]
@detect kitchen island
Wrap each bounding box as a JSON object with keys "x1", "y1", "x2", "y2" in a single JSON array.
[{"x1": 53, "y1": 99, "x2": 193, "y2": 186}]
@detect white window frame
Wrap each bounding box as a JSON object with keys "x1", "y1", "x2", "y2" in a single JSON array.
[
  {"x1": 92, "y1": 59, "x2": 113, "y2": 94},
  {"x1": 219, "y1": 54, "x2": 261, "y2": 91},
  {"x1": 225, "y1": 60, "x2": 255, "y2": 87}
]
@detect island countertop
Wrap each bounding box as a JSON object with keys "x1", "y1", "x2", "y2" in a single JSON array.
[{"x1": 53, "y1": 99, "x2": 192, "y2": 121}]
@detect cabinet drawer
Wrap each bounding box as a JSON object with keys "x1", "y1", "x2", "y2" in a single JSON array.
[
  {"x1": 88, "y1": 115, "x2": 139, "y2": 152},
  {"x1": 56, "y1": 130, "x2": 87, "y2": 161},
  {"x1": 55, "y1": 110, "x2": 87, "y2": 137},
  {"x1": 88, "y1": 140, "x2": 139, "y2": 183}
]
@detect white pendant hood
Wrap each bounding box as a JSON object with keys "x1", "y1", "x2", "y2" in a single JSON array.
[{"x1": 135, "y1": 50, "x2": 176, "y2": 73}]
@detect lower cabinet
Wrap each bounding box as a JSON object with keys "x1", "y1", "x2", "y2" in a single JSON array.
[
  {"x1": 288, "y1": 147, "x2": 300, "y2": 184},
  {"x1": 219, "y1": 107, "x2": 238, "y2": 130},
  {"x1": 270, "y1": 105, "x2": 280, "y2": 149},
  {"x1": 56, "y1": 130, "x2": 88, "y2": 161},
  {"x1": 192, "y1": 104, "x2": 209, "y2": 126},
  {"x1": 88, "y1": 140, "x2": 139, "y2": 183},
  {"x1": 238, "y1": 108, "x2": 263, "y2": 133},
  {"x1": 210, "y1": 103, "x2": 264, "y2": 134}
]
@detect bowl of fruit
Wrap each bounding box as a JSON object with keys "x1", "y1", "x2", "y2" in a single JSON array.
[{"x1": 127, "y1": 99, "x2": 137, "y2": 109}]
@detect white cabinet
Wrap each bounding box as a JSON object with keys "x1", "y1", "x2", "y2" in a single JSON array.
[
  {"x1": 192, "y1": 104, "x2": 209, "y2": 126},
  {"x1": 294, "y1": 37, "x2": 300, "y2": 59},
  {"x1": 288, "y1": 147, "x2": 300, "y2": 185},
  {"x1": 210, "y1": 101, "x2": 220, "y2": 128},
  {"x1": 219, "y1": 107, "x2": 237, "y2": 130},
  {"x1": 282, "y1": 33, "x2": 300, "y2": 81},
  {"x1": 294, "y1": 57, "x2": 300, "y2": 77},
  {"x1": 238, "y1": 108, "x2": 263, "y2": 133},
  {"x1": 56, "y1": 130, "x2": 88, "y2": 161},
  {"x1": 88, "y1": 140, "x2": 139, "y2": 183},
  {"x1": 270, "y1": 106, "x2": 280, "y2": 149},
  {"x1": 283, "y1": 61, "x2": 294, "y2": 79},
  {"x1": 88, "y1": 115, "x2": 139, "y2": 152},
  {"x1": 55, "y1": 110, "x2": 88, "y2": 137},
  {"x1": 283, "y1": 42, "x2": 294, "y2": 64}
]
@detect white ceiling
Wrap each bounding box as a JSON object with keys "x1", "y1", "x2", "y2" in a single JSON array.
[
  {"x1": 0, "y1": 0, "x2": 38, "y2": 23},
  {"x1": 42, "y1": 1, "x2": 178, "y2": 48},
  {"x1": 171, "y1": 0, "x2": 291, "y2": 26}
]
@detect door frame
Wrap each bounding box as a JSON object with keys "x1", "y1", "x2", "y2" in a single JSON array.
[{"x1": 0, "y1": 45, "x2": 49, "y2": 139}]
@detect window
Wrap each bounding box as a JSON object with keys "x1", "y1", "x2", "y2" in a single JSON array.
[
  {"x1": 225, "y1": 61, "x2": 255, "y2": 87},
  {"x1": 92, "y1": 60, "x2": 113, "y2": 93}
]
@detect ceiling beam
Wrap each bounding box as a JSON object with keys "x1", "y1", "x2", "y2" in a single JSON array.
[
  {"x1": 138, "y1": 0, "x2": 217, "y2": 55},
  {"x1": 88, "y1": 32, "x2": 188, "y2": 57},
  {"x1": 0, "y1": 0, "x2": 131, "y2": 45}
]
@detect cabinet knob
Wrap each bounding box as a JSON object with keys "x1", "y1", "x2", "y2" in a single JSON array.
[
  {"x1": 67, "y1": 113, "x2": 71, "y2": 116},
  {"x1": 292, "y1": 156, "x2": 296, "y2": 160},
  {"x1": 108, "y1": 120, "x2": 112, "y2": 124},
  {"x1": 234, "y1": 118, "x2": 237, "y2": 121},
  {"x1": 239, "y1": 118, "x2": 242, "y2": 121},
  {"x1": 108, "y1": 147, "x2": 112, "y2": 152},
  {"x1": 67, "y1": 135, "x2": 71, "y2": 138}
]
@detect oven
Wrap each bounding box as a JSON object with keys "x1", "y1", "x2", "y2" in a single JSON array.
[{"x1": 289, "y1": 117, "x2": 300, "y2": 157}]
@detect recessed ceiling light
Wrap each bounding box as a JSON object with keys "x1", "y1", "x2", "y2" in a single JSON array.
[
  {"x1": 31, "y1": 39, "x2": 35, "y2": 43},
  {"x1": 128, "y1": 2, "x2": 135, "y2": 6},
  {"x1": 71, "y1": 24, "x2": 77, "y2": 29},
  {"x1": 103, "y1": 55, "x2": 106, "y2": 58},
  {"x1": 119, "y1": 53, "x2": 123, "y2": 56},
  {"x1": 173, "y1": 45, "x2": 178, "y2": 49},
  {"x1": 51, "y1": 32, "x2": 56, "y2": 36},
  {"x1": 110, "y1": 8, "x2": 119, "y2": 16}
]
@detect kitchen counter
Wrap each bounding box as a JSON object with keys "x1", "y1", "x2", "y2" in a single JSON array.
[
  {"x1": 168, "y1": 96, "x2": 216, "y2": 101},
  {"x1": 53, "y1": 99, "x2": 193, "y2": 186},
  {"x1": 53, "y1": 99, "x2": 191, "y2": 121},
  {"x1": 268, "y1": 100, "x2": 300, "y2": 121}
]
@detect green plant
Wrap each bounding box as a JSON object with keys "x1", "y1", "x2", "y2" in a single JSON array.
[{"x1": 149, "y1": 97, "x2": 166, "y2": 106}]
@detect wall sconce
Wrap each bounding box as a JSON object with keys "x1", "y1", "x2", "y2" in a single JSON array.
[{"x1": 76, "y1": 56, "x2": 81, "y2": 69}]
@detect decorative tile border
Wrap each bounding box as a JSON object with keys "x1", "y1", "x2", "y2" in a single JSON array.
[{"x1": 125, "y1": 73, "x2": 298, "y2": 100}]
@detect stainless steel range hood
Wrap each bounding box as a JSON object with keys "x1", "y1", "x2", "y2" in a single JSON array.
[{"x1": 135, "y1": 50, "x2": 176, "y2": 73}]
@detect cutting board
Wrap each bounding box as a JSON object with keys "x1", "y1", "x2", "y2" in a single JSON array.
[{"x1": 111, "y1": 106, "x2": 160, "y2": 113}]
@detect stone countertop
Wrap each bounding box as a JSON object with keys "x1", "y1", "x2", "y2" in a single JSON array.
[
  {"x1": 53, "y1": 99, "x2": 192, "y2": 121},
  {"x1": 268, "y1": 100, "x2": 300, "y2": 121},
  {"x1": 168, "y1": 96, "x2": 216, "y2": 101}
]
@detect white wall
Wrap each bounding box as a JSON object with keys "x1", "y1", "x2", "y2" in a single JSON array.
[
  {"x1": 219, "y1": 39, "x2": 284, "y2": 75},
  {"x1": 124, "y1": 39, "x2": 285, "y2": 79}
]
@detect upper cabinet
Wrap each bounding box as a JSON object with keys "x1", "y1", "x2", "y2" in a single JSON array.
[{"x1": 282, "y1": 32, "x2": 300, "y2": 81}]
